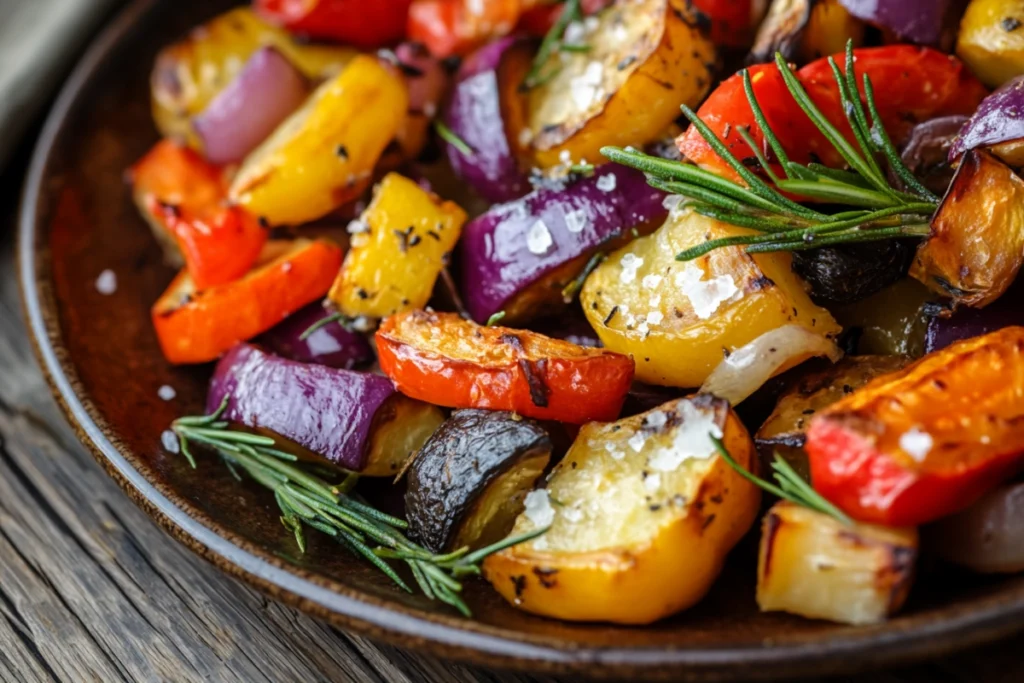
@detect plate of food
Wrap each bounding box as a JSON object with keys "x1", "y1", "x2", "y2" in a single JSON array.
[{"x1": 19, "y1": 0, "x2": 1024, "y2": 679}]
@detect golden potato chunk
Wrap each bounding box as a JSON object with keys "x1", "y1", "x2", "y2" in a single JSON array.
[
  {"x1": 483, "y1": 395, "x2": 761, "y2": 624},
  {"x1": 581, "y1": 209, "x2": 841, "y2": 388},
  {"x1": 757, "y1": 501, "x2": 918, "y2": 625}
]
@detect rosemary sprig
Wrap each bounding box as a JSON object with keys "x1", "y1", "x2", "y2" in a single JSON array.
[
  {"x1": 523, "y1": 0, "x2": 583, "y2": 89},
  {"x1": 434, "y1": 120, "x2": 474, "y2": 156},
  {"x1": 486, "y1": 310, "x2": 507, "y2": 326},
  {"x1": 299, "y1": 311, "x2": 350, "y2": 340},
  {"x1": 601, "y1": 41, "x2": 939, "y2": 259},
  {"x1": 561, "y1": 251, "x2": 606, "y2": 303},
  {"x1": 711, "y1": 435, "x2": 852, "y2": 525},
  {"x1": 170, "y1": 398, "x2": 547, "y2": 616}
]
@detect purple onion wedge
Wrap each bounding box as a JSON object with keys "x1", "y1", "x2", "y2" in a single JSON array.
[
  {"x1": 193, "y1": 46, "x2": 309, "y2": 165},
  {"x1": 925, "y1": 278, "x2": 1024, "y2": 353},
  {"x1": 898, "y1": 115, "x2": 968, "y2": 196},
  {"x1": 442, "y1": 37, "x2": 532, "y2": 203},
  {"x1": 460, "y1": 165, "x2": 667, "y2": 324},
  {"x1": 208, "y1": 344, "x2": 444, "y2": 475},
  {"x1": 838, "y1": 0, "x2": 962, "y2": 48},
  {"x1": 258, "y1": 302, "x2": 373, "y2": 369},
  {"x1": 950, "y1": 76, "x2": 1024, "y2": 167}
]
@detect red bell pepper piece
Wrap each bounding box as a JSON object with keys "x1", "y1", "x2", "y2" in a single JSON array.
[
  {"x1": 254, "y1": 0, "x2": 412, "y2": 48},
  {"x1": 152, "y1": 239, "x2": 342, "y2": 365},
  {"x1": 806, "y1": 328, "x2": 1024, "y2": 527},
  {"x1": 677, "y1": 46, "x2": 988, "y2": 183},
  {"x1": 130, "y1": 140, "x2": 267, "y2": 290},
  {"x1": 376, "y1": 310, "x2": 634, "y2": 423}
]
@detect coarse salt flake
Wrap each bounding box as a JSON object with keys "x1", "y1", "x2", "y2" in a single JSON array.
[
  {"x1": 900, "y1": 427, "x2": 933, "y2": 462},
  {"x1": 627, "y1": 431, "x2": 647, "y2": 453},
  {"x1": 619, "y1": 253, "x2": 643, "y2": 284},
  {"x1": 646, "y1": 310, "x2": 664, "y2": 326},
  {"x1": 524, "y1": 490, "x2": 556, "y2": 527},
  {"x1": 641, "y1": 274, "x2": 662, "y2": 289},
  {"x1": 596, "y1": 173, "x2": 617, "y2": 192},
  {"x1": 605, "y1": 442, "x2": 625, "y2": 460},
  {"x1": 644, "y1": 472, "x2": 661, "y2": 493},
  {"x1": 526, "y1": 219, "x2": 554, "y2": 254},
  {"x1": 648, "y1": 401, "x2": 723, "y2": 472},
  {"x1": 157, "y1": 385, "x2": 176, "y2": 401},
  {"x1": 674, "y1": 263, "x2": 739, "y2": 319},
  {"x1": 95, "y1": 269, "x2": 117, "y2": 295},
  {"x1": 161, "y1": 430, "x2": 180, "y2": 454},
  {"x1": 570, "y1": 61, "x2": 604, "y2": 110},
  {"x1": 564, "y1": 208, "x2": 587, "y2": 233}
]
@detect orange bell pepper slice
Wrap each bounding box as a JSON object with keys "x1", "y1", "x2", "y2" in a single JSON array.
[
  {"x1": 376, "y1": 310, "x2": 634, "y2": 423},
  {"x1": 677, "y1": 46, "x2": 988, "y2": 183},
  {"x1": 254, "y1": 0, "x2": 412, "y2": 49},
  {"x1": 152, "y1": 239, "x2": 342, "y2": 365},
  {"x1": 130, "y1": 140, "x2": 267, "y2": 290},
  {"x1": 806, "y1": 327, "x2": 1024, "y2": 527}
]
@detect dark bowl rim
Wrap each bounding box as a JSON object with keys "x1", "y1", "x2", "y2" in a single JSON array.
[{"x1": 16, "y1": 0, "x2": 1024, "y2": 679}]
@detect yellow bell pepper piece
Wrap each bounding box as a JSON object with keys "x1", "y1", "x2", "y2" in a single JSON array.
[
  {"x1": 229, "y1": 55, "x2": 408, "y2": 227},
  {"x1": 329, "y1": 173, "x2": 466, "y2": 319}
]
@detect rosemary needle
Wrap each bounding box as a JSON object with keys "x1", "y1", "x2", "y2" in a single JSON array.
[
  {"x1": 602, "y1": 41, "x2": 940, "y2": 259},
  {"x1": 170, "y1": 397, "x2": 547, "y2": 616}
]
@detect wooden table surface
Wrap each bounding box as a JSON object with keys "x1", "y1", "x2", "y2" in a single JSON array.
[{"x1": 1, "y1": 74, "x2": 1023, "y2": 683}]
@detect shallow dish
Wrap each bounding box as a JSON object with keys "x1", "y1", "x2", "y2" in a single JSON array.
[{"x1": 17, "y1": 0, "x2": 1024, "y2": 679}]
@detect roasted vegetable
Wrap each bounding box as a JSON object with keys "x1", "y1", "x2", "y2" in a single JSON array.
[
  {"x1": 258, "y1": 302, "x2": 373, "y2": 370},
  {"x1": 406, "y1": 410, "x2": 552, "y2": 552},
  {"x1": 791, "y1": 239, "x2": 914, "y2": 305},
  {"x1": 755, "y1": 355, "x2": 910, "y2": 475},
  {"x1": 392, "y1": 42, "x2": 451, "y2": 162},
  {"x1": 692, "y1": 0, "x2": 766, "y2": 48},
  {"x1": 700, "y1": 325, "x2": 842, "y2": 406},
  {"x1": 376, "y1": 310, "x2": 635, "y2": 424},
  {"x1": 208, "y1": 344, "x2": 443, "y2": 475},
  {"x1": 150, "y1": 8, "x2": 354, "y2": 144},
  {"x1": 130, "y1": 140, "x2": 266, "y2": 290},
  {"x1": 582, "y1": 208, "x2": 841, "y2": 388},
  {"x1": 956, "y1": 0, "x2": 1024, "y2": 87},
  {"x1": 229, "y1": 55, "x2": 408, "y2": 227},
  {"x1": 328, "y1": 173, "x2": 466, "y2": 320},
  {"x1": 838, "y1": 0, "x2": 963, "y2": 47},
  {"x1": 925, "y1": 278, "x2": 1024, "y2": 353},
  {"x1": 152, "y1": 239, "x2": 342, "y2": 365},
  {"x1": 900, "y1": 115, "x2": 969, "y2": 196},
  {"x1": 525, "y1": 0, "x2": 716, "y2": 168},
  {"x1": 807, "y1": 327, "x2": 1024, "y2": 527},
  {"x1": 192, "y1": 46, "x2": 308, "y2": 165},
  {"x1": 407, "y1": 0, "x2": 523, "y2": 57},
  {"x1": 757, "y1": 501, "x2": 918, "y2": 625},
  {"x1": 483, "y1": 395, "x2": 761, "y2": 624},
  {"x1": 254, "y1": 0, "x2": 412, "y2": 48},
  {"x1": 833, "y1": 278, "x2": 933, "y2": 356},
  {"x1": 442, "y1": 37, "x2": 532, "y2": 202},
  {"x1": 926, "y1": 479, "x2": 1024, "y2": 573},
  {"x1": 911, "y1": 149, "x2": 1024, "y2": 309},
  {"x1": 949, "y1": 76, "x2": 1024, "y2": 168},
  {"x1": 749, "y1": 0, "x2": 864, "y2": 65},
  {"x1": 459, "y1": 165, "x2": 667, "y2": 324},
  {"x1": 679, "y1": 46, "x2": 987, "y2": 182}
]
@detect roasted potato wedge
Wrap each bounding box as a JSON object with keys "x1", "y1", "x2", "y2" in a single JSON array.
[
  {"x1": 328, "y1": 173, "x2": 466, "y2": 319},
  {"x1": 525, "y1": 0, "x2": 716, "y2": 167},
  {"x1": 957, "y1": 0, "x2": 1024, "y2": 87},
  {"x1": 406, "y1": 410, "x2": 552, "y2": 553},
  {"x1": 749, "y1": 0, "x2": 864, "y2": 65},
  {"x1": 807, "y1": 327, "x2": 1024, "y2": 527},
  {"x1": 483, "y1": 395, "x2": 761, "y2": 624},
  {"x1": 911, "y1": 149, "x2": 1024, "y2": 309},
  {"x1": 757, "y1": 502, "x2": 918, "y2": 625},
  {"x1": 229, "y1": 55, "x2": 408, "y2": 227},
  {"x1": 582, "y1": 208, "x2": 841, "y2": 388},
  {"x1": 150, "y1": 8, "x2": 354, "y2": 145}
]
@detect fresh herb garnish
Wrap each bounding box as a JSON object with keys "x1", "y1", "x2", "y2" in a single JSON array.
[
  {"x1": 486, "y1": 310, "x2": 507, "y2": 326},
  {"x1": 434, "y1": 120, "x2": 474, "y2": 156},
  {"x1": 568, "y1": 161, "x2": 596, "y2": 177},
  {"x1": 602, "y1": 41, "x2": 938, "y2": 260},
  {"x1": 711, "y1": 435, "x2": 852, "y2": 525},
  {"x1": 523, "y1": 0, "x2": 583, "y2": 89},
  {"x1": 170, "y1": 398, "x2": 547, "y2": 616},
  {"x1": 561, "y1": 251, "x2": 606, "y2": 303},
  {"x1": 299, "y1": 311, "x2": 350, "y2": 340}
]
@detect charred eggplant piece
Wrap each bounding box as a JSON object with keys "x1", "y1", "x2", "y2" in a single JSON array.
[
  {"x1": 898, "y1": 115, "x2": 970, "y2": 196},
  {"x1": 792, "y1": 239, "x2": 914, "y2": 305},
  {"x1": 406, "y1": 410, "x2": 552, "y2": 553}
]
